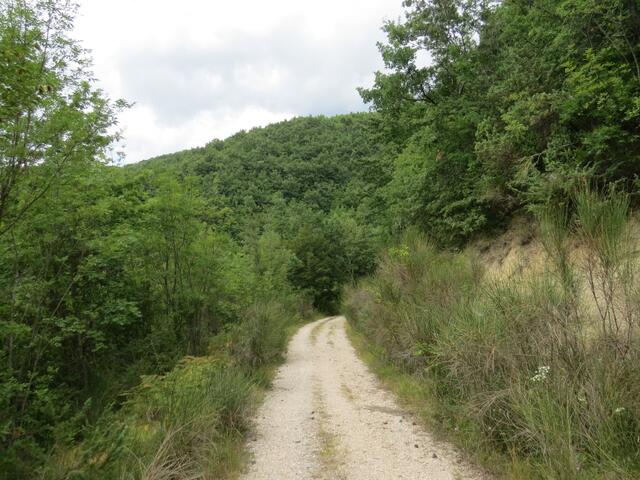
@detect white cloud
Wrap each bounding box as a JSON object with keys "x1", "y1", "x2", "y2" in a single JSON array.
[
  {"x1": 118, "y1": 105, "x2": 295, "y2": 161},
  {"x1": 74, "y1": 0, "x2": 404, "y2": 163}
]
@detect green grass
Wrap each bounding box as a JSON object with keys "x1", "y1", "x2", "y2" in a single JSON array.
[
  {"x1": 41, "y1": 358, "x2": 255, "y2": 480},
  {"x1": 344, "y1": 204, "x2": 640, "y2": 479}
]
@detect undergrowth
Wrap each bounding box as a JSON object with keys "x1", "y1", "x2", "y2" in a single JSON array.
[
  {"x1": 40, "y1": 299, "x2": 311, "y2": 479},
  {"x1": 345, "y1": 189, "x2": 640, "y2": 479}
]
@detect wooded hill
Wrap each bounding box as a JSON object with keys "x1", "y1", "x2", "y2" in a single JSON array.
[{"x1": 130, "y1": 113, "x2": 392, "y2": 311}]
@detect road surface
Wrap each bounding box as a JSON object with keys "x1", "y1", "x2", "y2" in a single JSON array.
[{"x1": 242, "y1": 316, "x2": 488, "y2": 480}]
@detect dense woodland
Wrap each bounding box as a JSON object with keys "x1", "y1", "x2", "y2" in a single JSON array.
[{"x1": 1, "y1": 0, "x2": 640, "y2": 478}]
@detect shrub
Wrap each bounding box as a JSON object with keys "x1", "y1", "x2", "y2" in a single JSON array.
[
  {"x1": 41, "y1": 357, "x2": 255, "y2": 480},
  {"x1": 575, "y1": 186, "x2": 636, "y2": 352},
  {"x1": 229, "y1": 301, "x2": 293, "y2": 370}
]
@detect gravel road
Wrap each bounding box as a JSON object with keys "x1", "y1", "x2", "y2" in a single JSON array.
[{"x1": 241, "y1": 316, "x2": 488, "y2": 480}]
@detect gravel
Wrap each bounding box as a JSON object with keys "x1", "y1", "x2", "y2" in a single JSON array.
[{"x1": 241, "y1": 316, "x2": 489, "y2": 480}]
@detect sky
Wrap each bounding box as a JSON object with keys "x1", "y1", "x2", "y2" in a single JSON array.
[{"x1": 73, "y1": 0, "x2": 404, "y2": 164}]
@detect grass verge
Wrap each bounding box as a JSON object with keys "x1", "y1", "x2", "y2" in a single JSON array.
[
  {"x1": 344, "y1": 190, "x2": 640, "y2": 479},
  {"x1": 41, "y1": 301, "x2": 315, "y2": 480},
  {"x1": 345, "y1": 322, "x2": 510, "y2": 478}
]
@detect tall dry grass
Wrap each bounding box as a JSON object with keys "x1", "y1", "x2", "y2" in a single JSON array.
[{"x1": 345, "y1": 191, "x2": 640, "y2": 478}]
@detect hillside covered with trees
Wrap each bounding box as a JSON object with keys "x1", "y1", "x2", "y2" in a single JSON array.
[{"x1": 1, "y1": 0, "x2": 640, "y2": 478}]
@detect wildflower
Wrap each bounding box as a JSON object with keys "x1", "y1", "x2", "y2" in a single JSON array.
[
  {"x1": 530, "y1": 365, "x2": 550, "y2": 383},
  {"x1": 614, "y1": 407, "x2": 626, "y2": 415}
]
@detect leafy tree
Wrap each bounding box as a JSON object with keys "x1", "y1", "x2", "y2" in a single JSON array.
[
  {"x1": 0, "y1": 0, "x2": 124, "y2": 234},
  {"x1": 362, "y1": 0, "x2": 640, "y2": 245},
  {"x1": 288, "y1": 212, "x2": 376, "y2": 313}
]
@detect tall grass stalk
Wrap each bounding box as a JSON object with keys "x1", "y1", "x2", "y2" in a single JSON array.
[{"x1": 575, "y1": 186, "x2": 636, "y2": 354}]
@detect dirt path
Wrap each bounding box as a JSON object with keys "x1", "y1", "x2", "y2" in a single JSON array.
[{"x1": 242, "y1": 316, "x2": 488, "y2": 480}]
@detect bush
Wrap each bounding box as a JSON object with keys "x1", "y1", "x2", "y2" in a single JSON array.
[
  {"x1": 40, "y1": 292, "x2": 313, "y2": 479},
  {"x1": 345, "y1": 230, "x2": 477, "y2": 370},
  {"x1": 229, "y1": 301, "x2": 292, "y2": 370},
  {"x1": 41, "y1": 357, "x2": 255, "y2": 480}
]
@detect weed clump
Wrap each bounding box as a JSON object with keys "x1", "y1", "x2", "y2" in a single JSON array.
[{"x1": 41, "y1": 358, "x2": 255, "y2": 480}]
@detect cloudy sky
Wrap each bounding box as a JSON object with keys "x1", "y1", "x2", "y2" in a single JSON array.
[{"x1": 73, "y1": 0, "x2": 404, "y2": 163}]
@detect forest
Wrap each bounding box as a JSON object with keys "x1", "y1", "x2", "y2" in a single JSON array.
[{"x1": 1, "y1": 0, "x2": 639, "y2": 478}]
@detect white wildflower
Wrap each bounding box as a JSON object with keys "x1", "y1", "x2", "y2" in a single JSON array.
[
  {"x1": 530, "y1": 365, "x2": 550, "y2": 383},
  {"x1": 614, "y1": 407, "x2": 626, "y2": 415}
]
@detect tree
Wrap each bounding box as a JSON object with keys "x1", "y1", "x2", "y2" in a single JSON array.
[
  {"x1": 362, "y1": 0, "x2": 640, "y2": 245},
  {"x1": 0, "y1": 0, "x2": 124, "y2": 234}
]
